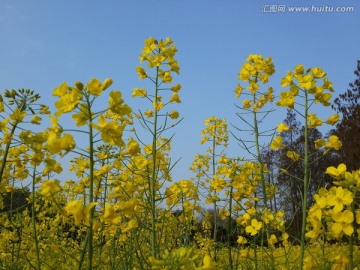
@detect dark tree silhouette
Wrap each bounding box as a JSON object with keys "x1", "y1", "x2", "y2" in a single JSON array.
[
  {"x1": 263, "y1": 110, "x2": 333, "y2": 242},
  {"x1": 331, "y1": 60, "x2": 360, "y2": 171}
]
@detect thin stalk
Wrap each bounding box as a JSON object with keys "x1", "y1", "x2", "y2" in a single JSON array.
[
  {"x1": 252, "y1": 92, "x2": 273, "y2": 269},
  {"x1": 227, "y1": 184, "x2": 234, "y2": 270},
  {"x1": 212, "y1": 127, "x2": 218, "y2": 261},
  {"x1": 31, "y1": 166, "x2": 41, "y2": 270},
  {"x1": 86, "y1": 96, "x2": 95, "y2": 270},
  {"x1": 0, "y1": 121, "x2": 18, "y2": 184},
  {"x1": 150, "y1": 65, "x2": 160, "y2": 258},
  {"x1": 299, "y1": 89, "x2": 309, "y2": 269},
  {"x1": 349, "y1": 202, "x2": 355, "y2": 269}
]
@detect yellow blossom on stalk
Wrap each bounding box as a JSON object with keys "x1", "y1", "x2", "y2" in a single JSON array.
[
  {"x1": 124, "y1": 137, "x2": 140, "y2": 156},
  {"x1": 0, "y1": 99, "x2": 4, "y2": 112},
  {"x1": 118, "y1": 198, "x2": 139, "y2": 215},
  {"x1": 325, "y1": 114, "x2": 339, "y2": 125},
  {"x1": 136, "y1": 66, "x2": 147, "y2": 79},
  {"x1": 314, "y1": 193, "x2": 327, "y2": 209},
  {"x1": 247, "y1": 82, "x2": 259, "y2": 94},
  {"x1": 47, "y1": 132, "x2": 76, "y2": 154},
  {"x1": 108, "y1": 91, "x2": 132, "y2": 115},
  {"x1": 276, "y1": 91, "x2": 295, "y2": 108},
  {"x1": 277, "y1": 123, "x2": 290, "y2": 132},
  {"x1": 141, "y1": 36, "x2": 157, "y2": 55},
  {"x1": 265, "y1": 87, "x2": 274, "y2": 102},
  {"x1": 331, "y1": 210, "x2": 354, "y2": 237},
  {"x1": 4, "y1": 186, "x2": 16, "y2": 192},
  {"x1": 31, "y1": 115, "x2": 42, "y2": 125},
  {"x1": 169, "y1": 110, "x2": 179, "y2": 119},
  {"x1": 303, "y1": 255, "x2": 317, "y2": 270},
  {"x1": 331, "y1": 255, "x2": 349, "y2": 270},
  {"x1": 305, "y1": 219, "x2": 323, "y2": 240},
  {"x1": 39, "y1": 180, "x2": 62, "y2": 198},
  {"x1": 59, "y1": 133, "x2": 76, "y2": 152},
  {"x1": 294, "y1": 64, "x2": 304, "y2": 75},
  {"x1": 160, "y1": 71, "x2": 172, "y2": 83},
  {"x1": 0, "y1": 118, "x2": 9, "y2": 132},
  {"x1": 234, "y1": 83, "x2": 243, "y2": 98},
  {"x1": 317, "y1": 92, "x2": 332, "y2": 106},
  {"x1": 201, "y1": 254, "x2": 216, "y2": 270},
  {"x1": 237, "y1": 236, "x2": 247, "y2": 245},
  {"x1": 314, "y1": 138, "x2": 326, "y2": 149},
  {"x1": 323, "y1": 77, "x2": 334, "y2": 91},
  {"x1": 298, "y1": 74, "x2": 315, "y2": 90},
  {"x1": 326, "y1": 135, "x2": 342, "y2": 150},
  {"x1": 53, "y1": 82, "x2": 82, "y2": 116},
  {"x1": 100, "y1": 203, "x2": 121, "y2": 225},
  {"x1": 152, "y1": 101, "x2": 164, "y2": 111},
  {"x1": 262, "y1": 209, "x2": 274, "y2": 224},
  {"x1": 242, "y1": 99, "x2": 251, "y2": 109},
  {"x1": 72, "y1": 103, "x2": 90, "y2": 126},
  {"x1": 132, "y1": 88, "x2": 147, "y2": 98},
  {"x1": 87, "y1": 78, "x2": 112, "y2": 96},
  {"x1": 311, "y1": 67, "x2": 326, "y2": 78},
  {"x1": 169, "y1": 92, "x2": 181, "y2": 103},
  {"x1": 326, "y1": 186, "x2": 353, "y2": 213},
  {"x1": 245, "y1": 219, "x2": 262, "y2": 236},
  {"x1": 121, "y1": 218, "x2": 138, "y2": 233},
  {"x1": 149, "y1": 54, "x2": 166, "y2": 67},
  {"x1": 53, "y1": 81, "x2": 69, "y2": 97},
  {"x1": 171, "y1": 84, "x2": 181, "y2": 92},
  {"x1": 91, "y1": 114, "x2": 125, "y2": 146},
  {"x1": 64, "y1": 200, "x2": 97, "y2": 226},
  {"x1": 308, "y1": 113, "x2": 322, "y2": 128},
  {"x1": 10, "y1": 108, "x2": 27, "y2": 122},
  {"x1": 308, "y1": 203, "x2": 323, "y2": 225},
  {"x1": 270, "y1": 136, "x2": 285, "y2": 150},
  {"x1": 238, "y1": 54, "x2": 274, "y2": 86},
  {"x1": 205, "y1": 195, "x2": 220, "y2": 204},
  {"x1": 287, "y1": 150, "x2": 300, "y2": 161},
  {"x1": 210, "y1": 175, "x2": 226, "y2": 192},
  {"x1": 268, "y1": 234, "x2": 278, "y2": 247},
  {"x1": 281, "y1": 71, "x2": 293, "y2": 87},
  {"x1": 325, "y1": 163, "x2": 347, "y2": 179},
  {"x1": 144, "y1": 109, "x2": 154, "y2": 118}
]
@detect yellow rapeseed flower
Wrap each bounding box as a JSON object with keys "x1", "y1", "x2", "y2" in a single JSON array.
[
  {"x1": 39, "y1": 180, "x2": 62, "y2": 198},
  {"x1": 327, "y1": 186, "x2": 353, "y2": 213}
]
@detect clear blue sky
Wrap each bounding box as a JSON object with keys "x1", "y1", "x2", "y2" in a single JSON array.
[{"x1": 1, "y1": 1, "x2": 359, "y2": 181}]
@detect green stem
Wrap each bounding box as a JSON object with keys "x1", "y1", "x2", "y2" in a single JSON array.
[
  {"x1": 299, "y1": 89, "x2": 309, "y2": 269},
  {"x1": 150, "y1": 66, "x2": 160, "y2": 258},
  {"x1": 212, "y1": 126, "x2": 218, "y2": 261},
  {"x1": 349, "y1": 202, "x2": 355, "y2": 269},
  {"x1": 227, "y1": 184, "x2": 233, "y2": 270},
  {"x1": 31, "y1": 166, "x2": 41, "y2": 270},
  {"x1": 252, "y1": 92, "x2": 273, "y2": 269},
  {"x1": 86, "y1": 97, "x2": 95, "y2": 270},
  {"x1": 0, "y1": 121, "x2": 18, "y2": 184}
]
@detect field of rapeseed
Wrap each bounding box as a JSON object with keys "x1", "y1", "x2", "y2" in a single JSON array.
[{"x1": 0, "y1": 37, "x2": 359, "y2": 269}]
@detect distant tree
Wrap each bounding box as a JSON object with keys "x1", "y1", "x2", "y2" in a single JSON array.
[
  {"x1": 0, "y1": 187, "x2": 31, "y2": 216},
  {"x1": 263, "y1": 110, "x2": 333, "y2": 242},
  {"x1": 331, "y1": 60, "x2": 360, "y2": 171}
]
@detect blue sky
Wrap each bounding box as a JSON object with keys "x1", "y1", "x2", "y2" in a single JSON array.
[{"x1": 1, "y1": 1, "x2": 359, "y2": 181}]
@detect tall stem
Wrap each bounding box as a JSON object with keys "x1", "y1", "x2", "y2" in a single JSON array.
[
  {"x1": 212, "y1": 126, "x2": 218, "y2": 260},
  {"x1": 31, "y1": 166, "x2": 41, "y2": 270},
  {"x1": 0, "y1": 122, "x2": 18, "y2": 184},
  {"x1": 299, "y1": 90, "x2": 309, "y2": 268},
  {"x1": 252, "y1": 92, "x2": 272, "y2": 268},
  {"x1": 227, "y1": 184, "x2": 233, "y2": 270},
  {"x1": 86, "y1": 97, "x2": 95, "y2": 270},
  {"x1": 150, "y1": 66, "x2": 160, "y2": 258}
]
